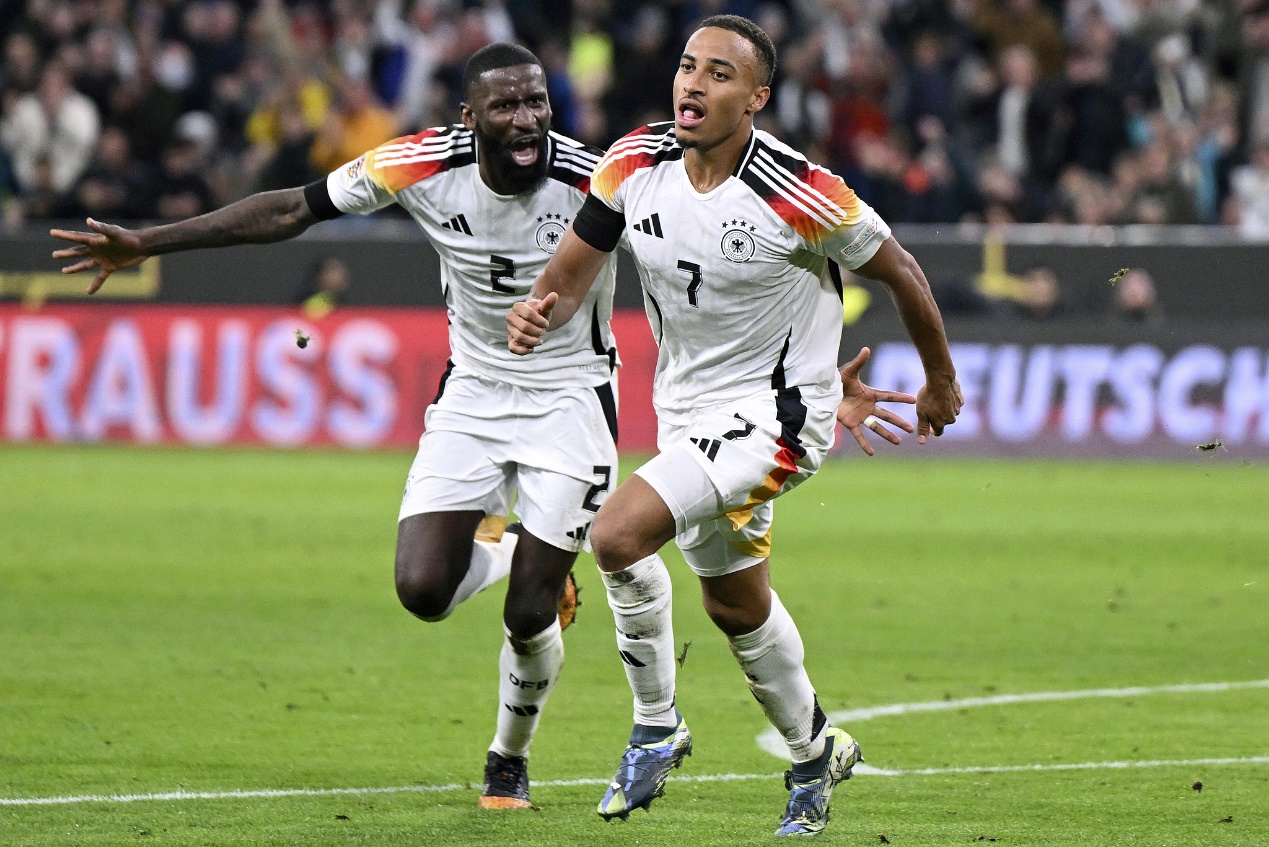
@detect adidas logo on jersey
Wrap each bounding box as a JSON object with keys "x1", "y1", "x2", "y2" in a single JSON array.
[
  {"x1": 442, "y1": 214, "x2": 472, "y2": 235},
  {"x1": 632, "y1": 213, "x2": 663, "y2": 238},
  {"x1": 566, "y1": 524, "x2": 590, "y2": 541}
]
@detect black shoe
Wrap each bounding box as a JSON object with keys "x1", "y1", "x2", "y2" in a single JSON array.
[{"x1": 479, "y1": 750, "x2": 532, "y2": 809}]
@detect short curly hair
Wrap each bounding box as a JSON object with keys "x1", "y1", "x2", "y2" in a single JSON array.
[
  {"x1": 696, "y1": 15, "x2": 777, "y2": 87},
  {"x1": 462, "y1": 43, "x2": 542, "y2": 100}
]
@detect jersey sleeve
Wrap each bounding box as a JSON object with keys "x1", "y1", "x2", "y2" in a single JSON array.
[
  {"x1": 742, "y1": 142, "x2": 892, "y2": 270},
  {"x1": 324, "y1": 128, "x2": 466, "y2": 216},
  {"x1": 801, "y1": 166, "x2": 892, "y2": 270},
  {"x1": 589, "y1": 124, "x2": 676, "y2": 214}
]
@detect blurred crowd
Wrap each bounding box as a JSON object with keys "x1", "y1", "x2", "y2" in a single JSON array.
[{"x1": 3, "y1": 0, "x2": 1269, "y2": 237}]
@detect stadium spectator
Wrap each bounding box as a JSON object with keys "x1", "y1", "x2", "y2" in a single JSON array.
[
  {"x1": 0, "y1": 62, "x2": 100, "y2": 195},
  {"x1": 1126, "y1": 137, "x2": 1200, "y2": 224},
  {"x1": 256, "y1": 102, "x2": 321, "y2": 193},
  {"x1": 606, "y1": 6, "x2": 678, "y2": 137},
  {"x1": 1148, "y1": 33, "x2": 1209, "y2": 126},
  {"x1": 12, "y1": 153, "x2": 62, "y2": 220},
  {"x1": 1011, "y1": 266, "x2": 1067, "y2": 320},
  {"x1": 298, "y1": 255, "x2": 351, "y2": 320},
  {"x1": 377, "y1": 0, "x2": 458, "y2": 133},
  {"x1": 1240, "y1": 2, "x2": 1269, "y2": 152},
  {"x1": 59, "y1": 127, "x2": 155, "y2": 221},
  {"x1": 1228, "y1": 141, "x2": 1269, "y2": 237},
  {"x1": 895, "y1": 30, "x2": 961, "y2": 139},
  {"x1": 1110, "y1": 268, "x2": 1163, "y2": 324},
  {"x1": 967, "y1": 44, "x2": 1064, "y2": 187},
  {"x1": 2, "y1": 32, "x2": 43, "y2": 97},
  {"x1": 1060, "y1": 48, "x2": 1127, "y2": 175},
  {"x1": 109, "y1": 49, "x2": 187, "y2": 165},
  {"x1": 309, "y1": 76, "x2": 397, "y2": 175},
  {"x1": 73, "y1": 29, "x2": 124, "y2": 121},
  {"x1": 150, "y1": 139, "x2": 215, "y2": 220},
  {"x1": 971, "y1": 0, "x2": 1067, "y2": 78}
]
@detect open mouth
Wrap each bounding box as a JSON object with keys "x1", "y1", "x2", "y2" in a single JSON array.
[
  {"x1": 509, "y1": 135, "x2": 540, "y2": 167},
  {"x1": 677, "y1": 100, "x2": 705, "y2": 129}
]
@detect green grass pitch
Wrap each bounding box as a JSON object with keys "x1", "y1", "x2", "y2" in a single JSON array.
[{"x1": 1, "y1": 444, "x2": 1266, "y2": 846}]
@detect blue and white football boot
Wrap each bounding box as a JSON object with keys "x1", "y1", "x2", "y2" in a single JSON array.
[
  {"x1": 775, "y1": 727, "x2": 863, "y2": 836},
  {"x1": 597, "y1": 714, "x2": 693, "y2": 820}
]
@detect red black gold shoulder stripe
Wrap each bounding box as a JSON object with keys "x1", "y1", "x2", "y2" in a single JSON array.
[{"x1": 365, "y1": 125, "x2": 476, "y2": 193}]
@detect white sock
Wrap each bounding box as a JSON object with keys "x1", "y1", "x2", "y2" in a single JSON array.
[
  {"x1": 728, "y1": 590, "x2": 826, "y2": 763},
  {"x1": 436, "y1": 531, "x2": 517, "y2": 619},
  {"x1": 601, "y1": 553, "x2": 677, "y2": 728},
  {"x1": 490, "y1": 619, "x2": 564, "y2": 759}
]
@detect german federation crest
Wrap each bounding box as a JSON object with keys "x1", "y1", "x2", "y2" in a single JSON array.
[
  {"x1": 720, "y1": 219, "x2": 757, "y2": 263},
  {"x1": 536, "y1": 213, "x2": 568, "y2": 253}
]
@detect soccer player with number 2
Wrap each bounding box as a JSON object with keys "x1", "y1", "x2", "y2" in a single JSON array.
[
  {"x1": 53, "y1": 44, "x2": 619, "y2": 812},
  {"x1": 507, "y1": 15, "x2": 963, "y2": 836}
]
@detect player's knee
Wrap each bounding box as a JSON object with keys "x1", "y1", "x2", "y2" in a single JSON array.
[
  {"x1": 394, "y1": 562, "x2": 454, "y2": 621},
  {"x1": 503, "y1": 604, "x2": 553, "y2": 640},
  {"x1": 590, "y1": 511, "x2": 643, "y2": 573},
  {"x1": 702, "y1": 594, "x2": 765, "y2": 637}
]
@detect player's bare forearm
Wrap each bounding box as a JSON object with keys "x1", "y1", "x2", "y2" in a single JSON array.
[
  {"x1": 529, "y1": 227, "x2": 610, "y2": 329},
  {"x1": 53, "y1": 187, "x2": 323, "y2": 294},
  {"x1": 139, "y1": 188, "x2": 318, "y2": 255},
  {"x1": 856, "y1": 238, "x2": 955, "y2": 380},
  {"x1": 855, "y1": 237, "x2": 962, "y2": 440}
]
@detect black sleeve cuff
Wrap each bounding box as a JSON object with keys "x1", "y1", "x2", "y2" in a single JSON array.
[
  {"x1": 572, "y1": 193, "x2": 624, "y2": 253},
  {"x1": 303, "y1": 178, "x2": 344, "y2": 221}
]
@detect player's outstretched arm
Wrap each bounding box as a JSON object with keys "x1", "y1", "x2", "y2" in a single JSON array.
[
  {"x1": 854, "y1": 237, "x2": 963, "y2": 443},
  {"x1": 51, "y1": 187, "x2": 318, "y2": 294},
  {"x1": 507, "y1": 226, "x2": 610, "y2": 355},
  {"x1": 837, "y1": 347, "x2": 917, "y2": 456}
]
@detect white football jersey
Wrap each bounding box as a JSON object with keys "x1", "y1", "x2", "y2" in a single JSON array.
[
  {"x1": 587, "y1": 123, "x2": 891, "y2": 425},
  {"x1": 326, "y1": 126, "x2": 618, "y2": 389}
]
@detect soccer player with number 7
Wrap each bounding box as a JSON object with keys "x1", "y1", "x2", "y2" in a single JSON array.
[{"x1": 507, "y1": 15, "x2": 962, "y2": 837}]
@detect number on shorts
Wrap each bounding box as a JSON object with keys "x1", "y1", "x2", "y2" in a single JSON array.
[
  {"x1": 583, "y1": 465, "x2": 612, "y2": 512},
  {"x1": 490, "y1": 254, "x2": 516, "y2": 293},
  {"x1": 722, "y1": 413, "x2": 756, "y2": 441}
]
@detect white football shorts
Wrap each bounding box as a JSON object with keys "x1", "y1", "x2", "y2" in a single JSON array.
[
  {"x1": 634, "y1": 388, "x2": 838, "y2": 577},
  {"x1": 399, "y1": 369, "x2": 619, "y2": 553}
]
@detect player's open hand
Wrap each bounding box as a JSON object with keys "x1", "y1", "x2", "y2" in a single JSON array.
[
  {"x1": 837, "y1": 347, "x2": 917, "y2": 456},
  {"x1": 916, "y1": 372, "x2": 963, "y2": 444},
  {"x1": 50, "y1": 218, "x2": 148, "y2": 294},
  {"x1": 507, "y1": 292, "x2": 557, "y2": 355}
]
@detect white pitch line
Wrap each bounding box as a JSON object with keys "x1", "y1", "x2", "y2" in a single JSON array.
[
  {"x1": 855, "y1": 756, "x2": 1269, "y2": 777},
  {"x1": 5, "y1": 758, "x2": 1269, "y2": 807},
  {"x1": 757, "y1": 679, "x2": 1269, "y2": 758},
  {"x1": 6, "y1": 680, "x2": 1267, "y2": 808}
]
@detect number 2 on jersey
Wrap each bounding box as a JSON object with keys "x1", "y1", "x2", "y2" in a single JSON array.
[
  {"x1": 677, "y1": 260, "x2": 703, "y2": 308},
  {"x1": 490, "y1": 254, "x2": 516, "y2": 293}
]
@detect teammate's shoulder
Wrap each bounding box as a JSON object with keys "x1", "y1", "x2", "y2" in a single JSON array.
[
  {"x1": 737, "y1": 130, "x2": 862, "y2": 242},
  {"x1": 591, "y1": 122, "x2": 683, "y2": 201},
  {"x1": 362, "y1": 124, "x2": 476, "y2": 192},
  {"x1": 547, "y1": 131, "x2": 603, "y2": 192}
]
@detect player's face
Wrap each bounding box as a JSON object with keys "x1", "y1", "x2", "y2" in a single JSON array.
[
  {"x1": 674, "y1": 27, "x2": 770, "y2": 150},
  {"x1": 462, "y1": 64, "x2": 552, "y2": 194}
]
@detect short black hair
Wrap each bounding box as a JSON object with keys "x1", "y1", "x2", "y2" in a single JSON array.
[
  {"x1": 696, "y1": 14, "x2": 776, "y2": 86},
  {"x1": 462, "y1": 42, "x2": 542, "y2": 100}
]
